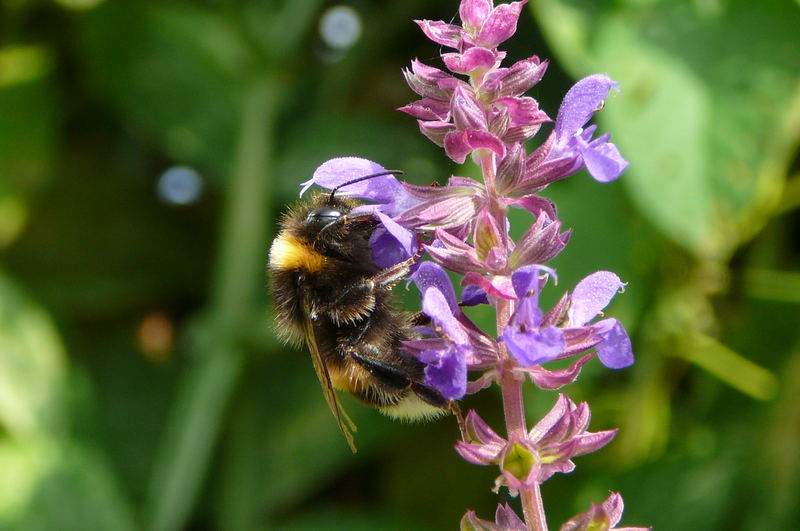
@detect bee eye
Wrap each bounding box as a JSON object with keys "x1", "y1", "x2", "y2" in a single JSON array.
[{"x1": 306, "y1": 207, "x2": 343, "y2": 226}]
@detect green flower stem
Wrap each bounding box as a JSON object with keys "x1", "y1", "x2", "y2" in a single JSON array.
[{"x1": 144, "y1": 79, "x2": 281, "y2": 531}]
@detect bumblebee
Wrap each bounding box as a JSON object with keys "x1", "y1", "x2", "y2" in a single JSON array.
[{"x1": 268, "y1": 179, "x2": 453, "y2": 452}]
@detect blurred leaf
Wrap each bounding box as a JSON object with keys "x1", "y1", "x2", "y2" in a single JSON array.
[
  {"x1": 278, "y1": 510, "x2": 430, "y2": 531},
  {"x1": 0, "y1": 437, "x2": 136, "y2": 531},
  {"x1": 78, "y1": 2, "x2": 250, "y2": 177},
  {"x1": 0, "y1": 44, "x2": 57, "y2": 208},
  {"x1": 744, "y1": 268, "x2": 800, "y2": 303},
  {"x1": 0, "y1": 270, "x2": 68, "y2": 438},
  {"x1": 681, "y1": 332, "x2": 778, "y2": 401},
  {"x1": 753, "y1": 343, "x2": 800, "y2": 528},
  {"x1": 0, "y1": 194, "x2": 27, "y2": 250},
  {"x1": 533, "y1": 0, "x2": 800, "y2": 261}
]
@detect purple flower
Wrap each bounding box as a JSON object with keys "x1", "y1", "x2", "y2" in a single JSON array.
[
  {"x1": 301, "y1": 157, "x2": 422, "y2": 217},
  {"x1": 461, "y1": 503, "x2": 527, "y2": 531},
  {"x1": 405, "y1": 263, "x2": 478, "y2": 400},
  {"x1": 503, "y1": 265, "x2": 566, "y2": 366},
  {"x1": 567, "y1": 271, "x2": 634, "y2": 369},
  {"x1": 526, "y1": 394, "x2": 617, "y2": 483},
  {"x1": 412, "y1": 287, "x2": 469, "y2": 400},
  {"x1": 504, "y1": 269, "x2": 635, "y2": 372},
  {"x1": 560, "y1": 492, "x2": 650, "y2": 531},
  {"x1": 455, "y1": 409, "x2": 507, "y2": 466},
  {"x1": 456, "y1": 395, "x2": 616, "y2": 488},
  {"x1": 401, "y1": 2, "x2": 555, "y2": 166},
  {"x1": 548, "y1": 74, "x2": 629, "y2": 183},
  {"x1": 407, "y1": 263, "x2": 499, "y2": 378}
]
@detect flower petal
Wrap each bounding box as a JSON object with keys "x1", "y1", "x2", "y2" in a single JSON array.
[
  {"x1": 412, "y1": 261, "x2": 459, "y2": 314},
  {"x1": 442, "y1": 47, "x2": 498, "y2": 74},
  {"x1": 418, "y1": 119, "x2": 455, "y2": 147},
  {"x1": 423, "y1": 343, "x2": 467, "y2": 400},
  {"x1": 554, "y1": 74, "x2": 619, "y2": 145},
  {"x1": 511, "y1": 264, "x2": 543, "y2": 299},
  {"x1": 523, "y1": 353, "x2": 593, "y2": 390},
  {"x1": 461, "y1": 285, "x2": 489, "y2": 306},
  {"x1": 568, "y1": 271, "x2": 624, "y2": 326},
  {"x1": 594, "y1": 318, "x2": 634, "y2": 369},
  {"x1": 504, "y1": 325, "x2": 565, "y2": 367},
  {"x1": 414, "y1": 19, "x2": 463, "y2": 49},
  {"x1": 452, "y1": 84, "x2": 488, "y2": 130},
  {"x1": 476, "y1": 1, "x2": 528, "y2": 48},
  {"x1": 463, "y1": 272, "x2": 516, "y2": 300},
  {"x1": 397, "y1": 98, "x2": 450, "y2": 121},
  {"x1": 459, "y1": 0, "x2": 493, "y2": 30},
  {"x1": 494, "y1": 96, "x2": 549, "y2": 127},
  {"x1": 422, "y1": 288, "x2": 468, "y2": 344},
  {"x1": 303, "y1": 157, "x2": 402, "y2": 203},
  {"x1": 482, "y1": 56, "x2": 548, "y2": 98},
  {"x1": 369, "y1": 211, "x2": 416, "y2": 268},
  {"x1": 444, "y1": 129, "x2": 506, "y2": 164},
  {"x1": 579, "y1": 135, "x2": 629, "y2": 183}
]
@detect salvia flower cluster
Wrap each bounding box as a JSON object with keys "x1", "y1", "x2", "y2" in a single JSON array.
[{"x1": 301, "y1": 1, "x2": 648, "y2": 529}]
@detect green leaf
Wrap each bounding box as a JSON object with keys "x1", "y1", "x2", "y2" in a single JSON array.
[
  {"x1": 681, "y1": 332, "x2": 778, "y2": 401},
  {"x1": 78, "y1": 2, "x2": 250, "y2": 176},
  {"x1": 0, "y1": 44, "x2": 57, "y2": 248},
  {"x1": 533, "y1": 0, "x2": 800, "y2": 260},
  {"x1": 0, "y1": 437, "x2": 136, "y2": 531},
  {"x1": 0, "y1": 270, "x2": 68, "y2": 438}
]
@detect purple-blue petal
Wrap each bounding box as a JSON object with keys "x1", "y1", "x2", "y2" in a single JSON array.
[
  {"x1": 594, "y1": 318, "x2": 634, "y2": 369},
  {"x1": 579, "y1": 137, "x2": 629, "y2": 183},
  {"x1": 422, "y1": 344, "x2": 467, "y2": 400},
  {"x1": 422, "y1": 288, "x2": 467, "y2": 344},
  {"x1": 461, "y1": 285, "x2": 489, "y2": 306},
  {"x1": 412, "y1": 262, "x2": 459, "y2": 314},
  {"x1": 569, "y1": 271, "x2": 624, "y2": 326},
  {"x1": 302, "y1": 157, "x2": 405, "y2": 203},
  {"x1": 503, "y1": 325, "x2": 565, "y2": 366},
  {"x1": 554, "y1": 74, "x2": 619, "y2": 145},
  {"x1": 511, "y1": 264, "x2": 542, "y2": 299},
  {"x1": 372, "y1": 211, "x2": 415, "y2": 264},
  {"x1": 369, "y1": 229, "x2": 411, "y2": 269},
  {"x1": 509, "y1": 293, "x2": 543, "y2": 330}
]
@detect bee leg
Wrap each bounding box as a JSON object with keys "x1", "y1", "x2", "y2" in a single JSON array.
[
  {"x1": 448, "y1": 401, "x2": 468, "y2": 441},
  {"x1": 368, "y1": 249, "x2": 424, "y2": 287},
  {"x1": 348, "y1": 347, "x2": 411, "y2": 390},
  {"x1": 350, "y1": 348, "x2": 452, "y2": 412},
  {"x1": 326, "y1": 251, "x2": 423, "y2": 311},
  {"x1": 408, "y1": 381, "x2": 449, "y2": 409}
]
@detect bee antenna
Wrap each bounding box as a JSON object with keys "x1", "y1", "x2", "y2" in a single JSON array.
[{"x1": 328, "y1": 170, "x2": 404, "y2": 203}]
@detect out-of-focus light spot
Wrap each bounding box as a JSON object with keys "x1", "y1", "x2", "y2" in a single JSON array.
[
  {"x1": 157, "y1": 166, "x2": 203, "y2": 205},
  {"x1": 137, "y1": 312, "x2": 174, "y2": 361},
  {"x1": 0, "y1": 45, "x2": 52, "y2": 87},
  {"x1": 0, "y1": 195, "x2": 28, "y2": 249},
  {"x1": 319, "y1": 6, "x2": 362, "y2": 50},
  {"x1": 54, "y1": 0, "x2": 105, "y2": 10}
]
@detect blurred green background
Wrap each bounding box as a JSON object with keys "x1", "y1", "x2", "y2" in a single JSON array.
[{"x1": 1, "y1": 0, "x2": 799, "y2": 529}]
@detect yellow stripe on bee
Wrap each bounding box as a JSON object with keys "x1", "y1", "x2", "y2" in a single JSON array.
[{"x1": 269, "y1": 233, "x2": 326, "y2": 272}]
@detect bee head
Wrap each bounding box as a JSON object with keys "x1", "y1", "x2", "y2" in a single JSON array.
[{"x1": 305, "y1": 206, "x2": 345, "y2": 231}]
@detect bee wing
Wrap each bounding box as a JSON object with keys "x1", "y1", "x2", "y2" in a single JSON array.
[{"x1": 300, "y1": 299, "x2": 358, "y2": 453}]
